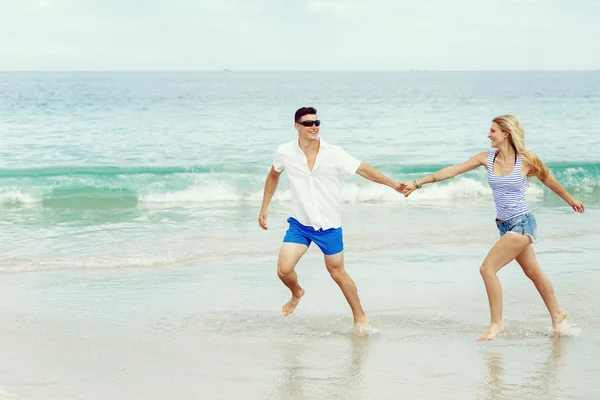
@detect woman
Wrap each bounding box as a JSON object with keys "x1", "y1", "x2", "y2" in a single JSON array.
[{"x1": 399, "y1": 115, "x2": 585, "y2": 341}]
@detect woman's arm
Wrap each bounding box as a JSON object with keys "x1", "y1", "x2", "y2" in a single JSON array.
[
  {"x1": 541, "y1": 173, "x2": 585, "y2": 213},
  {"x1": 398, "y1": 152, "x2": 488, "y2": 197}
]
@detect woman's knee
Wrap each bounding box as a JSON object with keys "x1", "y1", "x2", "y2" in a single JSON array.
[
  {"x1": 479, "y1": 262, "x2": 496, "y2": 278},
  {"x1": 523, "y1": 266, "x2": 542, "y2": 282}
]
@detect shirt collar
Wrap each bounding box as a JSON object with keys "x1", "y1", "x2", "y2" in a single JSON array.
[{"x1": 296, "y1": 137, "x2": 328, "y2": 151}]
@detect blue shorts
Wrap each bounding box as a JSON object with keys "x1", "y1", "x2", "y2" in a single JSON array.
[
  {"x1": 496, "y1": 212, "x2": 538, "y2": 243},
  {"x1": 282, "y1": 217, "x2": 344, "y2": 255}
]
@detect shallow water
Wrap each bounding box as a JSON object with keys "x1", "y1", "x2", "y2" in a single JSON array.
[{"x1": 1, "y1": 203, "x2": 599, "y2": 399}]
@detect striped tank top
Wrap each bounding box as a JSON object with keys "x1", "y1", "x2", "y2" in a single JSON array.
[{"x1": 487, "y1": 151, "x2": 531, "y2": 220}]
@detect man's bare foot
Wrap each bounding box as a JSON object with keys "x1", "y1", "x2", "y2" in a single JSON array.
[
  {"x1": 282, "y1": 288, "x2": 305, "y2": 316},
  {"x1": 552, "y1": 310, "x2": 567, "y2": 336},
  {"x1": 477, "y1": 322, "x2": 505, "y2": 341},
  {"x1": 352, "y1": 315, "x2": 372, "y2": 336}
]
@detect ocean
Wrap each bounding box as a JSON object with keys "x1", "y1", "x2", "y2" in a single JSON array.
[{"x1": 1, "y1": 71, "x2": 599, "y2": 399}]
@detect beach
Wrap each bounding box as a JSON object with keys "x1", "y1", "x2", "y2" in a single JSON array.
[{"x1": 1, "y1": 71, "x2": 599, "y2": 399}]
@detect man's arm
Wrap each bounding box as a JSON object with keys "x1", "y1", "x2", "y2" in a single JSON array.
[
  {"x1": 258, "y1": 166, "x2": 282, "y2": 230},
  {"x1": 356, "y1": 163, "x2": 397, "y2": 188}
]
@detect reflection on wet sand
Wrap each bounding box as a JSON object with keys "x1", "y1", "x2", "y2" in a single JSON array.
[
  {"x1": 480, "y1": 338, "x2": 565, "y2": 400},
  {"x1": 272, "y1": 334, "x2": 371, "y2": 399}
]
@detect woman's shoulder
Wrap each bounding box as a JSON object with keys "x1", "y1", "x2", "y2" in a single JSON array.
[{"x1": 475, "y1": 151, "x2": 493, "y2": 162}]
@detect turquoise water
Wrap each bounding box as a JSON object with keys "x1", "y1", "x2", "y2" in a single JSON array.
[{"x1": 1, "y1": 72, "x2": 599, "y2": 399}]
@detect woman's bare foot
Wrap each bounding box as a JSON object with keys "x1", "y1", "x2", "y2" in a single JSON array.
[
  {"x1": 352, "y1": 315, "x2": 372, "y2": 336},
  {"x1": 282, "y1": 288, "x2": 305, "y2": 316},
  {"x1": 477, "y1": 322, "x2": 505, "y2": 341},
  {"x1": 552, "y1": 310, "x2": 567, "y2": 336}
]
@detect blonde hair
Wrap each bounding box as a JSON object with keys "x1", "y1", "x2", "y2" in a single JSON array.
[{"x1": 492, "y1": 115, "x2": 550, "y2": 181}]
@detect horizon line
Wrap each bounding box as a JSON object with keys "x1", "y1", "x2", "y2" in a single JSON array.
[{"x1": 0, "y1": 69, "x2": 599, "y2": 73}]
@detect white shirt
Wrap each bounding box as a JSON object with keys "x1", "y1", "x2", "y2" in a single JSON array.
[{"x1": 272, "y1": 138, "x2": 361, "y2": 230}]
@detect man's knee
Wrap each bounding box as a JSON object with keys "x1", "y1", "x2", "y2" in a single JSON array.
[
  {"x1": 325, "y1": 258, "x2": 345, "y2": 279},
  {"x1": 277, "y1": 262, "x2": 294, "y2": 280},
  {"x1": 277, "y1": 243, "x2": 307, "y2": 280}
]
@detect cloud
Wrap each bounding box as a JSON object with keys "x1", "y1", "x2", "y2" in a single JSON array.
[
  {"x1": 0, "y1": 0, "x2": 598, "y2": 70},
  {"x1": 307, "y1": 0, "x2": 360, "y2": 16}
]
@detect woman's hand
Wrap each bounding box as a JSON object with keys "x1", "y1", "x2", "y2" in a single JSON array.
[{"x1": 569, "y1": 199, "x2": 585, "y2": 213}]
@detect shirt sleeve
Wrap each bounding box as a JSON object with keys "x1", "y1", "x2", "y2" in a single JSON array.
[
  {"x1": 272, "y1": 147, "x2": 285, "y2": 172},
  {"x1": 335, "y1": 147, "x2": 361, "y2": 176}
]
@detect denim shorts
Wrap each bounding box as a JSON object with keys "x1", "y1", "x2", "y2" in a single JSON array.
[
  {"x1": 495, "y1": 212, "x2": 538, "y2": 243},
  {"x1": 283, "y1": 217, "x2": 343, "y2": 255}
]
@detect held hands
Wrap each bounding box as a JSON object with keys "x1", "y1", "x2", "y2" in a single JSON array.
[
  {"x1": 258, "y1": 208, "x2": 268, "y2": 230},
  {"x1": 395, "y1": 181, "x2": 418, "y2": 197},
  {"x1": 569, "y1": 199, "x2": 585, "y2": 213}
]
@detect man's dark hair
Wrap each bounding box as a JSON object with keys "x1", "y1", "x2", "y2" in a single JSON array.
[{"x1": 294, "y1": 107, "x2": 317, "y2": 122}]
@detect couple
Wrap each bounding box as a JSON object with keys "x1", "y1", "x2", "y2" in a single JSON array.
[{"x1": 258, "y1": 107, "x2": 584, "y2": 341}]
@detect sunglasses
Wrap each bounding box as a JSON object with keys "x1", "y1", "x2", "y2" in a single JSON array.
[{"x1": 297, "y1": 119, "x2": 321, "y2": 127}]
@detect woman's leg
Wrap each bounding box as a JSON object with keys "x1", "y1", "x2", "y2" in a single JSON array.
[
  {"x1": 478, "y1": 233, "x2": 532, "y2": 340},
  {"x1": 516, "y1": 244, "x2": 567, "y2": 335}
]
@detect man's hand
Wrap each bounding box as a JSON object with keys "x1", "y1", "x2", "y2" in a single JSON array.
[{"x1": 258, "y1": 209, "x2": 269, "y2": 230}]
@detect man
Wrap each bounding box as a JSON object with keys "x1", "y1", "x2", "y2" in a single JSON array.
[{"x1": 258, "y1": 106, "x2": 400, "y2": 334}]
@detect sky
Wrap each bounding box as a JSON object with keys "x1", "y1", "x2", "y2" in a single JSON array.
[{"x1": 0, "y1": 0, "x2": 599, "y2": 71}]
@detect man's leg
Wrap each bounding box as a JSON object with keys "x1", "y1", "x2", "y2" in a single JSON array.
[
  {"x1": 278, "y1": 242, "x2": 309, "y2": 316},
  {"x1": 324, "y1": 251, "x2": 371, "y2": 332}
]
